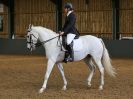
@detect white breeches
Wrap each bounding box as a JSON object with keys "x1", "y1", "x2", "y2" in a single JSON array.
[{"x1": 67, "y1": 33, "x2": 76, "y2": 45}]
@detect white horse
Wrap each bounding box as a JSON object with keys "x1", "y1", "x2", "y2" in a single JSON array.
[{"x1": 26, "y1": 25, "x2": 116, "y2": 93}]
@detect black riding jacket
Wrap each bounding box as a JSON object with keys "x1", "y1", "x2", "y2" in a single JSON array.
[{"x1": 62, "y1": 12, "x2": 79, "y2": 37}]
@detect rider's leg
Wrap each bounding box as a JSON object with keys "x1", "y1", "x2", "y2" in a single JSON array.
[
  {"x1": 67, "y1": 41, "x2": 74, "y2": 61},
  {"x1": 67, "y1": 33, "x2": 76, "y2": 45},
  {"x1": 64, "y1": 33, "x2": 75, "y2": 62}
]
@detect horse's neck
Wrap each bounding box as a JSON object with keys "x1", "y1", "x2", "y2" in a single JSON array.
[
  {"x1": 36, "y1": 27, "x2": 60, "y2": 58},
  {"x1": 37, "y1": 27, "x2": 57, "y2": 42}
]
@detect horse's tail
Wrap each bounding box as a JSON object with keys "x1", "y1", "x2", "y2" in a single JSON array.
[{"x1": 101, "y1": 39, "x2": 116, "y2": 77}]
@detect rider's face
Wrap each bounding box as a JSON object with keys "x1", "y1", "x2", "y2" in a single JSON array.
[{"x1": 64, "y1": 8, "x2": 68, "y2": 13}]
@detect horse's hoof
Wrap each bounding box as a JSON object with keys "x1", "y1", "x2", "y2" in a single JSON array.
[
  {"x1": 88, "y1": 82, "x2": 91, "y2": 88},
  {"x1": 39, "y1": 88, "x2": 45, "y2": 93},
  {"x1": 62, "y1": 86, "x2": 67, "y2": 91},
  {"x1": 99, "y1": 86, "x2": 103, "y2": 90}
]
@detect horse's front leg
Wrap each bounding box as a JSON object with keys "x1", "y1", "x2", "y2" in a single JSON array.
[
  {"x1": 57, "y1": 63, "x2": 67, "y2": 90},
  {"x1": 39, "y1": 59, "x2": 55, "y2": 93}
]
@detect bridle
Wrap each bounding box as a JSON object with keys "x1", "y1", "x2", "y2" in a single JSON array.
[
  {"x1": 27, "y1": 33, "x2": 38, "y2": 51},
  {"x1": 27, "y1": 30, "x2": 61, "y2": 51}
]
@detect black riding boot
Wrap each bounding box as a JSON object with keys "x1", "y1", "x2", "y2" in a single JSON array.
[{"x1": 63, "y1": 42, "x2": 74, "y2": 63}]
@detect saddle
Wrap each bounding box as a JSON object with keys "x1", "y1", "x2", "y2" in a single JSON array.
[{"x1": 60, "y1": 35, "x2": 83, "y2": 63}]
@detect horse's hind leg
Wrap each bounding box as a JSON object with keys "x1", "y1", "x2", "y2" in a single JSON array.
[
  {"x1": 84, "y1": 56, "x2": 96, "y2": 88},
  {"x1": 57, "y1": 63, "x2": 67, "y2": 90},
  {"x1": 93, "y1": 57, "x2": 104, "y2": 90}
]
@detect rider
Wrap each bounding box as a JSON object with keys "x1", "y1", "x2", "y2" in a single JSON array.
[{"x1": 60, "y1": 2, "x2": 80, "y2": 62}]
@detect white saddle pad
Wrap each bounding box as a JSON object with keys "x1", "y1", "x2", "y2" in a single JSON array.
[{"x1": 73, "y1": 38, "x2": 83, "y2": 52}]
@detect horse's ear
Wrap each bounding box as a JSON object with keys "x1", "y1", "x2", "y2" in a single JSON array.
[
  {"x1": 27, "y1": 24, "x2": 32, "y2": 32},
  {"x1": 29, "y1": 24, "x2": 32, "y2": 29}
]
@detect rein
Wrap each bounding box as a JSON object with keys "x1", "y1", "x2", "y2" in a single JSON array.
[
  {"x1": 27, "y1": 29, "x2": 62, "y2": 50},
  {"x1": 35, "y1": 35, "x2": 61, "y2": 47}
]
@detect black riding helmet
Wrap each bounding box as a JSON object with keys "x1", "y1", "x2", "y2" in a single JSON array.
[{"x1": 64, "y1": 3, "x2": 73, "y2": 10}]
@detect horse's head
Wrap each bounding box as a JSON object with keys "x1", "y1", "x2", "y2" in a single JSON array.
[{"x1": 27, "y1": 25, "x2": 39, "y2": 51}]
